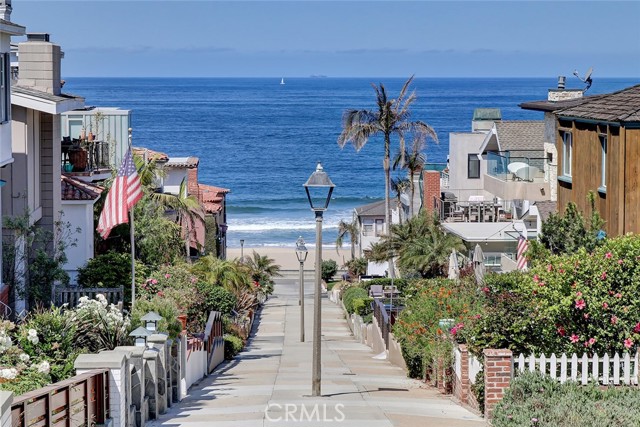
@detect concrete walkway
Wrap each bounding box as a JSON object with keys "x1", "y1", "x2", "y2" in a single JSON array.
[{"x1": 150, "y1": 278, "x2": 485, "y2": 427}]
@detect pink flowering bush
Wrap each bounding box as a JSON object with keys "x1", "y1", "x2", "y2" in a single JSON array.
[
  {"x1": 466, "y1": 235, "x2": 640, "y2": 356},
  {"x1": 139, "y1": 264, "x2": 199, "y2": 313}
]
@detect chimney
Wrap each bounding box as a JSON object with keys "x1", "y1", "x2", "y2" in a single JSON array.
[
  {"x1": 422, "y1": 170, "x2": 441, "y2": 215},
  {"x1": 17, "y1": 33, "x2": 62, "y2": 96},
  {"x1": 0, "y1": 0, "x2": 12, "y2": 21},
  {"x1": 547, "y1": 75, "x2": 582, "y2": 102},
  {"x1": 187, "y1": 167, "x2": 199, "y2": 197}
]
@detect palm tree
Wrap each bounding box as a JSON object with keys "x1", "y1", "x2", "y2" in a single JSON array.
[
  {"x1": 393, "y1": 138, "x2": 426, "y2": 218},
  {"x1": 191, "y1": 255, "x2": 251, "y2": 295},
  {"x1": 244, "y1": 251, "x2": 282, "y2": 283},
  {"x1": 336, "y1": 219, "x2": 359, "y2": 260},
  {"x1": 151, "y1": 178, "x2": 204, "y2": 262},
  {"x1": 369, "y1": 212, "x2": 463, "y2": 278},
  {"x1": 338, "y1": 76, "x2": 437, "y2": 277},
  {"x1": 390, "y1": 177, "x2": 411, "y2": 225}
]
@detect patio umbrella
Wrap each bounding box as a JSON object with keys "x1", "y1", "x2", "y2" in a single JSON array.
[
  {"x1": 473, "y1": 244, "x2": 486, "y2": 286},
  {"x1": 448, "y1": 249, "x2": 460, "y2": 280}
]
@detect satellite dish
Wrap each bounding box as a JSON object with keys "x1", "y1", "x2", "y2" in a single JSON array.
[{"x1": 573, "y1": 67, "x2": 594, "y2": 92}]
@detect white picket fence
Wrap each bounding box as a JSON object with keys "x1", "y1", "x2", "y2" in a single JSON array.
[
  {"x1": 515, "y1": 352, "x2": 639, "y2": 385},
  {"x1": 453, "y1": 346, "x2": 483, "y2": 385}
]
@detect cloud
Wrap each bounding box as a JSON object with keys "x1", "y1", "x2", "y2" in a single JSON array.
[{"x1": 335, "y1": 48, "x2": 408, "y2": 55}]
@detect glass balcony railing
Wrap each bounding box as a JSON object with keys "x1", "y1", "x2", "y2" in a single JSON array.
[{"x1": 486, "y1": 151, "x2": 546, "y2": 183}]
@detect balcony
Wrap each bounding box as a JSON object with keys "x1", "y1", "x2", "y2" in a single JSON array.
[
  {"x1": 61, "y1": 138, "x2": 112, "y2": 182},
  {"x1": 484, "y1": 151, "x2": 550, "y2": 202}
]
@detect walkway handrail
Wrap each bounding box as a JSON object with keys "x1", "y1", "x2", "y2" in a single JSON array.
[
  {"x1": 11, "y1": 369, "x2": 109, "y2": 427},
  {"x1": 372, "y1": 298, "x2": 390, "y2": 349}
]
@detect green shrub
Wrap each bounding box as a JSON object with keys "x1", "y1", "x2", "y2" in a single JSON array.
[
  {"x1": 392, "y1": 277, "x2": 481, "y2": 379},
  {"x1": 352, "y1": 297, "x2": 373, "y2": 317},
  {"x1": 17, "y1": 306, "x2": 82, "y2": 382},
  {"x1": 224, "y1": 334, "x2": 243, "y2": 360},
  {"x1": 321, "y1": 260, "x2": 338, "y2": 282},
  {"x1": 72, "y1": 295, "x2": 131, "y2": 354},
  {"x1": 131, "y1": 296, "x2": 183, "y2": 339},
  {"x1": 466, "y1": 234, "x2": 640, "y2": 357},
  {"x1": 188, "y1": 284, "x2": 237, "y2": 332},
  {"x1": 344, "y1": 257, "x2": 367, "y2": 277},
  {"x1": 342, "y1": 287, "x2": 368, "y2": 314},
  {"x1": 494, "y1": 371, "x2": 640, "y2": 427},
  {"x1": 78, "y1": 252, "x2": 148, "y2": 304}
]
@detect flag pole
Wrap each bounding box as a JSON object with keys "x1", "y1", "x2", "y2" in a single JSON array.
[{"x1": 128, "y1": 128, "x2": 136, "y2": 309}]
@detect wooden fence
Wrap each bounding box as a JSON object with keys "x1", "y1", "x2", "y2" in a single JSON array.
[
  {"x1": 11, "y1": 369, "x2": 109, "y2": 427},
  {"x1": 51, "y1": 286, "x2": 124, "y2": 308}
]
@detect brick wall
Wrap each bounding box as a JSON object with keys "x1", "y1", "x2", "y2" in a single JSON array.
[
  {"x1": 422, "y1": 170, "x2": 440, "y2": 215},
  {"x1": 187, "y1": 167, "x2": 199, "y2": 197},
  {"x1": 483, "y1": 348, "x2": 513, "y2": 419}
]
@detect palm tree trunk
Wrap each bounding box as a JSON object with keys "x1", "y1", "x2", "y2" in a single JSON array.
[
  {"x1": 383, "y1": 133, "x2": 395, "y2": 279},
  {"x1": 350, "y1": 235, "x2": 355, "y2": 260},
  {"x1": 409, "y1": 171, "x2": 415, "y2": 218}
]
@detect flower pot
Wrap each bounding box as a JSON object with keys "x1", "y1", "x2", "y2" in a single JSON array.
[
  {"x1": 69, "y1": 148, "x2": 88, "y2": 172},
  {"x1": 63, "y1": 163, "x2": 73, "y2": 173}
]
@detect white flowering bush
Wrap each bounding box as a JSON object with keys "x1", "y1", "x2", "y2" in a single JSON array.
[{"x1": 72, "y1": 294, "x2": 131, "y2": 353}]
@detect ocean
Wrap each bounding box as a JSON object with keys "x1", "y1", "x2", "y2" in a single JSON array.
[{"x1": 62, "y1": 77, "x2": 637, "y2": 248}]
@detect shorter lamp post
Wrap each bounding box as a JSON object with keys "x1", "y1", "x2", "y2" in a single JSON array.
[
  {"x1": 141, "y1": 311, "x2": 163, "y2": 332},
  {"x1": 303, "y1": 162, "x2": 335, "y2": 397},
  {"x1": 240, "y1": 239, "x2": 245, "y2": 262},
  {"x1": 295, "y1": 236, "x2": 308, "y2": 342},
  {"x1": 130, "y1": 326, "x2": 152, "y2": 347}
]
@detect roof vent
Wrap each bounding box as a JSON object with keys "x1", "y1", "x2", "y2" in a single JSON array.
[
  {"x1": 557, "y1": 76, "x2": 566, "y2": 90},
  {"x1": 27, "y1": 33, "x2": 50, "y2": 42}
]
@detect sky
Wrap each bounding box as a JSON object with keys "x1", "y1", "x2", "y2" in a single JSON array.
[{"x1": 11, "y1": 1, "x2": 640, "y2": 78}]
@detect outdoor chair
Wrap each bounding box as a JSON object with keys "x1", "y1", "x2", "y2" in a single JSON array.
[{"x1": 369, "y1": 285, "x2": 384, "y2": 298}]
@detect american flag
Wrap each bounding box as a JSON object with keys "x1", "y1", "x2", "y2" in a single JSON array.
[
  {"x1": 517, "y1": 234, "x2": 529, "y2": 270},
  {"x1": 97, "y1": 147, "x2": 143, "y2": 239}
]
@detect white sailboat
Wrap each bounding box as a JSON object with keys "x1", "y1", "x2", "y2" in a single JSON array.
[{"x1": 280, "y1": 78, "x2": 285, "y2": 85}]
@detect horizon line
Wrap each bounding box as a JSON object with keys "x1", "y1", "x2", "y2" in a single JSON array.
[{"x1": 62, "y1": 75, "x2": 638, "y2": 79}]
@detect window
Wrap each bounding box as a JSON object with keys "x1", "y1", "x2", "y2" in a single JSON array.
[
  {"x1": 562, "y1": 131, "x2": 572, "y2": 176},
  {"x1": 600, "y1": 135, "x2": 607, "y2": 189},
  {"x1": 0, "y1": 53, "x2": 9, "y2": 123},
  {"x1": 375, "y1": 219, "x2": 384, "y2": 237},
  {"x1": 362, "y1": 219, "x2": 374, "y2": 236},
  {"x1": 468, "y1": 153, "x2": 480, "y2": 179}
]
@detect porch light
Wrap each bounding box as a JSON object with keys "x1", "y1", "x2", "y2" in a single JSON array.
[
  {"x1": 129, "y1": 326, "x2": 152, "y2": 347},
  {"x1": 141, "y1": 311, "x2": 163, "y2": 332}
]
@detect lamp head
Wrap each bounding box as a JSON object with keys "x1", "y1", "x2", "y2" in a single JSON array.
[
  {"x1": 295, "y1": 236, "x2": 308, "y2": 263},
  {"x1": 303, "y1": 162, "x2": 335, "y2": 211}
]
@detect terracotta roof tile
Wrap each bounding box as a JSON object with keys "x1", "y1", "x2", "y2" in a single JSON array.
[
  {"x1": 61, "y1": 175, "x2": 104, "y2": 201},
  {"x1": 133, "y1": 147, "x2": 169, "y2": 162},
  {"x1": 198, "y1": 184, "x2": 229, "y2": 214}
]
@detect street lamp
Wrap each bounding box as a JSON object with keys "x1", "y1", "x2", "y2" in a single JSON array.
[
  {"x1": 240, "y1": 239, "x2": 245, "y2": 262},
  {"x1": 303, "y1": 162, "x2": 335, "y2": 397},
  {"x1": 295, "y1": 236, "x2": 308, "y2": 342}
]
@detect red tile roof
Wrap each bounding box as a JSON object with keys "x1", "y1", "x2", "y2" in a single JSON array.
[
  {"x1": 133, "y1": 147, "x2": 169, "y2": 162},
  {"x1": 198, "y1": 184, "x2": 230, "y2": 214},
  {"x1": 61, "y1": 175, "x2": 104, "y2": 201}
]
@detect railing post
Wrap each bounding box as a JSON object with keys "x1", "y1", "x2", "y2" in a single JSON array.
[
  {"x1": 147, "y1": 334, "x2": 169, "y2": 415},
  {"x1": 0, "y1": 391, "x2": 13, "y2": 427},
  {"x1": 143, "y1": 348, "x2": 159, "y2": 420},
  {"x1": 75, "y1": 352, "x2": 127, "y2": 427},
  {"x1": 114, "y1": 346, "x2": 146, "y2": 427}
]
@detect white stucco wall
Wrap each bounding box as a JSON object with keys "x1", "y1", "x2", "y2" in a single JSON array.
[
  {"x1": 448, "y1": 132, "x2": 492, "y2": 202},
  {"x1": 164, "y1": 167, "x2": 187, "y2": 195},
  {"x1": 61, "y1": 201, "x2": 95, "y2": 284}
]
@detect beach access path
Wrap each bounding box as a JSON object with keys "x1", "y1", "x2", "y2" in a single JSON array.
[{"x1": 148, "y1": 277, "x2": 485, "y2": 427}]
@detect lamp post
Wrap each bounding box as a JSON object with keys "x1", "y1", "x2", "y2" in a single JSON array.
[
  {"x1": 303, "y1": 162, "x2": 335, "y2": 397},
  {"x1": 295, "y1": 236, "x2": 308, "y2": 342},
  {"x1": 240, "y1": 239, "x2": 245, "y2": 262},
  {"x1": 141, "y1": 311, "x2": 163, "y2": 332}
]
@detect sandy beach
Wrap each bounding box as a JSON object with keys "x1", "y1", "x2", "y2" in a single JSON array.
[{"x1": 227, "y1": 246, "x2": 349, "y2": 271}]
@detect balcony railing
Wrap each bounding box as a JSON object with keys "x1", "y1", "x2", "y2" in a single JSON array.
[
  {"x1": 487, "y1": 150, "x2": 546, "y2": 183},
  {"x1": 61, "y1": 139, "x2": 111, "y2": 173}
]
